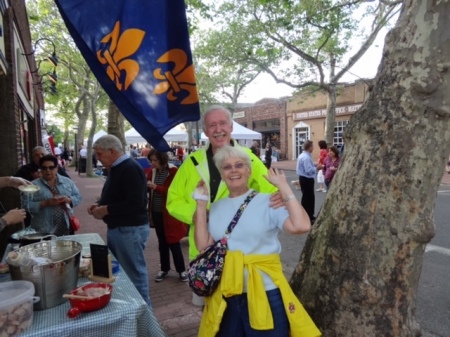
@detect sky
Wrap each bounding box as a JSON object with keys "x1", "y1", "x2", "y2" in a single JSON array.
[
  {"x1": 236, "y1": 12, "x2": 393, "y2": 104},
  {"x1": 238, "y1": 36, "x2": 385, "y2": 103}
]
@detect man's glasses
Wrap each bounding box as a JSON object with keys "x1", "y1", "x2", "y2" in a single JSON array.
[
  {"x1": 221, "y1": 162, "x2": 246, "y2": 172},
  {"x1": 40, "y1": 165, "x2": 56, "y2": 171}
]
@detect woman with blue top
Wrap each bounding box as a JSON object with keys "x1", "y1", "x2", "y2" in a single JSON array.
[
  {"x1": 193, "y1": 146, "x2": 321, "y2": 337},
  {"x1": 23, "y1": 154, "x2": 82, "y2": 236}
]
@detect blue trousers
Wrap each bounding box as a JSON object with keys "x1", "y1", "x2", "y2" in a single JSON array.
[
  {"x1": 107, "y1": 225, "x2": 151, "y2": 306},
  {"x1": 216, "y1": 288, "x2": 289, "y2": 337}
]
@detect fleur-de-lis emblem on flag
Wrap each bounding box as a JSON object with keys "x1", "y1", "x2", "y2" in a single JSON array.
[
  {"x1": 97, "y1": 21, "x2": 145, "y2": 91},
  {"x1": 153, "y1": 49, "x2": 199, "y2": 105}
]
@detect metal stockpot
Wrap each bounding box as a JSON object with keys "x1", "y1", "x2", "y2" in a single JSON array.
[{"x1": 8, "y1": 240, "x2": 82, "y2": 310}]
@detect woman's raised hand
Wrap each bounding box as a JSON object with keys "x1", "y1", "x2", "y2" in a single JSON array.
[
  {"x1": 192, "y1": 180, "x2": 209, "y2": 203},
  {"x1": 264, "y1": 168, "x2": 288, "y2": 189}
]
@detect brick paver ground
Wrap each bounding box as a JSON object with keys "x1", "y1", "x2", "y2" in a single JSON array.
[{"x1": 69, "y1": 161, "x2": 450, "y2": 336}]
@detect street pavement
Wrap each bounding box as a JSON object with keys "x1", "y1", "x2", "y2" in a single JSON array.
[{"x1": 68, "y1": 161, "x2": 450, "y2": 337}]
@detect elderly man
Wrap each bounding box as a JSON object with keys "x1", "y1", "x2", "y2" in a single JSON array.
[
  {"x1": 296, "y1": 140, "x2": 319, "y2": 223},
  {"x1": 250, "y1": 140, "x2": 260, "y2": 158},
  {"x1": 167, "y1": 105, "x2": 279, "y2": 305},
  {"x1": 87, "y1": 135, "x2": 151, "y2": 306},
  {"x1": 15, "y1": 146, "x2": 70, "y2": 181}
]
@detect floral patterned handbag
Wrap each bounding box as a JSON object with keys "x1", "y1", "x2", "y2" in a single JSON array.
[{"x1": 187, "y1": 191, "x2": 257, "y2": 297}]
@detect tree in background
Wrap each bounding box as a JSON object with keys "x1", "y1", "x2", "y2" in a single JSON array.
[
  {"x1": 27, "y1": 0, "x2": 108, "y2": 175},
  {"x1": 207, "y1": 0, "x2": 400, "y2": 145},
  {"x1": 290, "y1": 0, "x2": 450, "y2": 335},
  {"x1": 107, "y1": 100, "x2": 127, "y2": 150}
]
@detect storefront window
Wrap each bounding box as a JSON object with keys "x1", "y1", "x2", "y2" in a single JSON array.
[{"x1": 334, "y1": 120, "x2": 349, "y2": 149}]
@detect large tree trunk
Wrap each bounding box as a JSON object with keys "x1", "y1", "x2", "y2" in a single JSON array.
[
  {"x1": 324, "y1": 56, "x2": 337, "y2": 146},
  {"x1": 324, "y1": 84, "x2": 336, "y2": 146},
  {"x1": 85, "y1": 97, "x2": 97, "y2": 176},
  {"x1": 291, "y1": 1, "x2": 450, "y2": 336},
  {"x1": 107, "y1": 100, "x2": 126, "y2": 150}
]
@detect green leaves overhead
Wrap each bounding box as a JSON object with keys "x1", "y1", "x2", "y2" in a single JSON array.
[{"x1": 193, "y1": 0, "x2": 400, "y2": 94}]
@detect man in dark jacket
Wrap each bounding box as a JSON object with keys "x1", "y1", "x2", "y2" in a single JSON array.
[
  {"x1": 88, "y1": 135, "x2": 151, "y2": 306},
  {"x1": 15, "y1": 146, "x2": 70, "y2": 181},
  {"x1": 250, "y1": 141, "x2": 260, "y2": 158}
]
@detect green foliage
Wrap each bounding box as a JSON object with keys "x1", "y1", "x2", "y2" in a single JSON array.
[
  {"x1": 193, "y1": 0, "x2": 399, "y2": 93},
  {"x1": 27, "y1": 0, "x2": 108, "y2": 134}
]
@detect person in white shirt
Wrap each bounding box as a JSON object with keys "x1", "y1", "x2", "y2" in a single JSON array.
[
  {"x1": 79, "y1": 146, "x2": 87, "y2": 158},
  {"x1": 79, "y1": 146, "x2": 88, "y2": 175}
]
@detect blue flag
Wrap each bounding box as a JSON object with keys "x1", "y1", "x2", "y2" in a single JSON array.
[{"x1": 54, "y1": 0, "x2": 200, "y2": 151}]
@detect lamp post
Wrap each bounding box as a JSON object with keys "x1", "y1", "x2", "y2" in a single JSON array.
[
  {"x1": 24, "y1": 38, "x2": 59, "y2": 95},
  {"x1": 73, "y1": 127, "x2": 78, "y2": 171}
]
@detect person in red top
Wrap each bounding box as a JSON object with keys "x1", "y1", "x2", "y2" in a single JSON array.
[
  {"x1": 141, "y1": 144, "x2": 151, "y2": 158},
  {"x1": 176, "y1": 146, "x2": 184, "y2": 162},
  {"x1": 323, "y1": 146, "x2": 341, "y2": 191},
  {"x1": 316, "y1": 140, "x2": 328, "y2": 192},
  {"x1": 146, "y1": 149, "x2": 188, "y2": 282}
]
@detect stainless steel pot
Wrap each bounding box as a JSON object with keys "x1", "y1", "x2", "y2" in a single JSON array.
[{"x1": 8, "y1": 240, "x2": 82, "y2": 310}]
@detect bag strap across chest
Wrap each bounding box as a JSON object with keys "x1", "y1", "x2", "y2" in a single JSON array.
[{"x1": 223, "y1": 190, "x2": 258, "y2": 240}]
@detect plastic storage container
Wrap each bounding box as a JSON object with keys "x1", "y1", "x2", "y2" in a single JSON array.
[{"x1": 0, "y1": 281, "x2": 37, "y2": 337}]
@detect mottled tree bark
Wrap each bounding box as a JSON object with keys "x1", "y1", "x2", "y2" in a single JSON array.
[
  {"x1": 107, "y1": 99, "x2": 126, "y2": 150},
  {"x1": 291, "y1": 1, "x2": 450, "y2": 336}
]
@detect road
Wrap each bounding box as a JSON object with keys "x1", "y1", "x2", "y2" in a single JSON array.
[{"x1": 279, "y1": 170, "x2": 450, "y2": 337}]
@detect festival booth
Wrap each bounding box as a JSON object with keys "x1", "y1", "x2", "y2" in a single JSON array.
[
  {"x1": 200, "y1": 122, "x2": 276, "y2": 162},
  {"x1": 125, "y1": 127, "x2": 188, "y2": 169},
  {"x1": 84, "y1": 130, "x2": 107, "y2": 145},
  {"x1": 125, "y1": 127, "x2": 188, "y2": 144},
  {"x1": 200, "y1": 121, "x2": 262, "y2": 145}
]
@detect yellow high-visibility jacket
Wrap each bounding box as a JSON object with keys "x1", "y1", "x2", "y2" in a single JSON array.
[
  {"x1": 166, "y1": 140, "x2": 277, "y2": 260},
  {"x1": 199, "y1": 251, "x2": 321, "y2": 337}
]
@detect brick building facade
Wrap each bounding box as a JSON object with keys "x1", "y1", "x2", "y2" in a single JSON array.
[
  {"x1": 233, "y1": 98, "x2": 287, "y2": 159},
  {"x1": 231, "y1": 81, "x2": 369, "y2": 161},
  {"x1": 0, "y1": 0, "x2": 44, "y2": 209},
  {"x1": 287, "y1": 80, "x2": 370, "y2": 160}
]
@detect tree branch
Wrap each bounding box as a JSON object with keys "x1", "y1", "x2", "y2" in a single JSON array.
[
  {"x1": 333, "y1": 4, "x2": 401, "y2": 81},
  {"x1": 379, "y1": 0, "x2": 403, "y2": 5}
]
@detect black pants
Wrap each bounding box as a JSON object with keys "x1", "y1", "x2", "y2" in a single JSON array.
[
  {"x1": 299, "y1": 176, "x2": 315, "y2": 222},
  {"x1": 152, "y1": 211, "x2": 186, "y2": 273}
]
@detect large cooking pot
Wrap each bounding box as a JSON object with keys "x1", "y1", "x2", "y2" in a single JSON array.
[
  {"x1": 8, "y1": 240, "x2": 82, "y2": 310},
  {"x1": 9, "y1": 233, "x2": 54, "y2": 246}
]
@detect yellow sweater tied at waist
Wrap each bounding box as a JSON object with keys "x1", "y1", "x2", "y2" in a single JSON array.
[{"x1": 199, "y1": 251, "x2": 321, "y2": 337}]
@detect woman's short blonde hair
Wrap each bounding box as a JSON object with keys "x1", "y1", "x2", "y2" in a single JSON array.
[{"x1": 213, "y1": 145, "x2": 251, "y2": 172}]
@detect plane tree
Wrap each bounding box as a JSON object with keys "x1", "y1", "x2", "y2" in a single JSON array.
[
  {"x1": 211, "y1": 0, "x2": 400, "y2": 145},
  {"x1": 27, "y1": 0, "x2": 108, "y2": 175},
  {"x1": 289, "y1": 0, "x2": 450, "y2": 335}
]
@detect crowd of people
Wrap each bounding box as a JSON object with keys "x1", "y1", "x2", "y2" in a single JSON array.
[
  {"x1": 0, "y1": 105, "x2": 335, "y2": 336},
  {"x1": 296, "y1": 139, "x2": 341, "y2": 224}
]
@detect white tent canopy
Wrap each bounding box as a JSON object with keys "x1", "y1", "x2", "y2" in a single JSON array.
[
  {"x1": 200, "y1": 121, "x2": 262, "y2": 141},
  {"x1": 125, "y1": 127, "x2": 188, "y2": 144},
  {"x1": 84, "y1": 129, "x2": 107, "y2": 145}
]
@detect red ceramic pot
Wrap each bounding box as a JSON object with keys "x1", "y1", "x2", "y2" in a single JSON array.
[{"x1": 67, "y1": 283, "x2": 113, "y2": 318}]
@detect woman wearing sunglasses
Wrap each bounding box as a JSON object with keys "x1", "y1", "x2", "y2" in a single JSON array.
[
  {"x1": 193, "y1": 146, "x2": 320, "y2": 337},
  {"x1": 22, "y1": 154, "x2": 82, "y2": 236}
]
